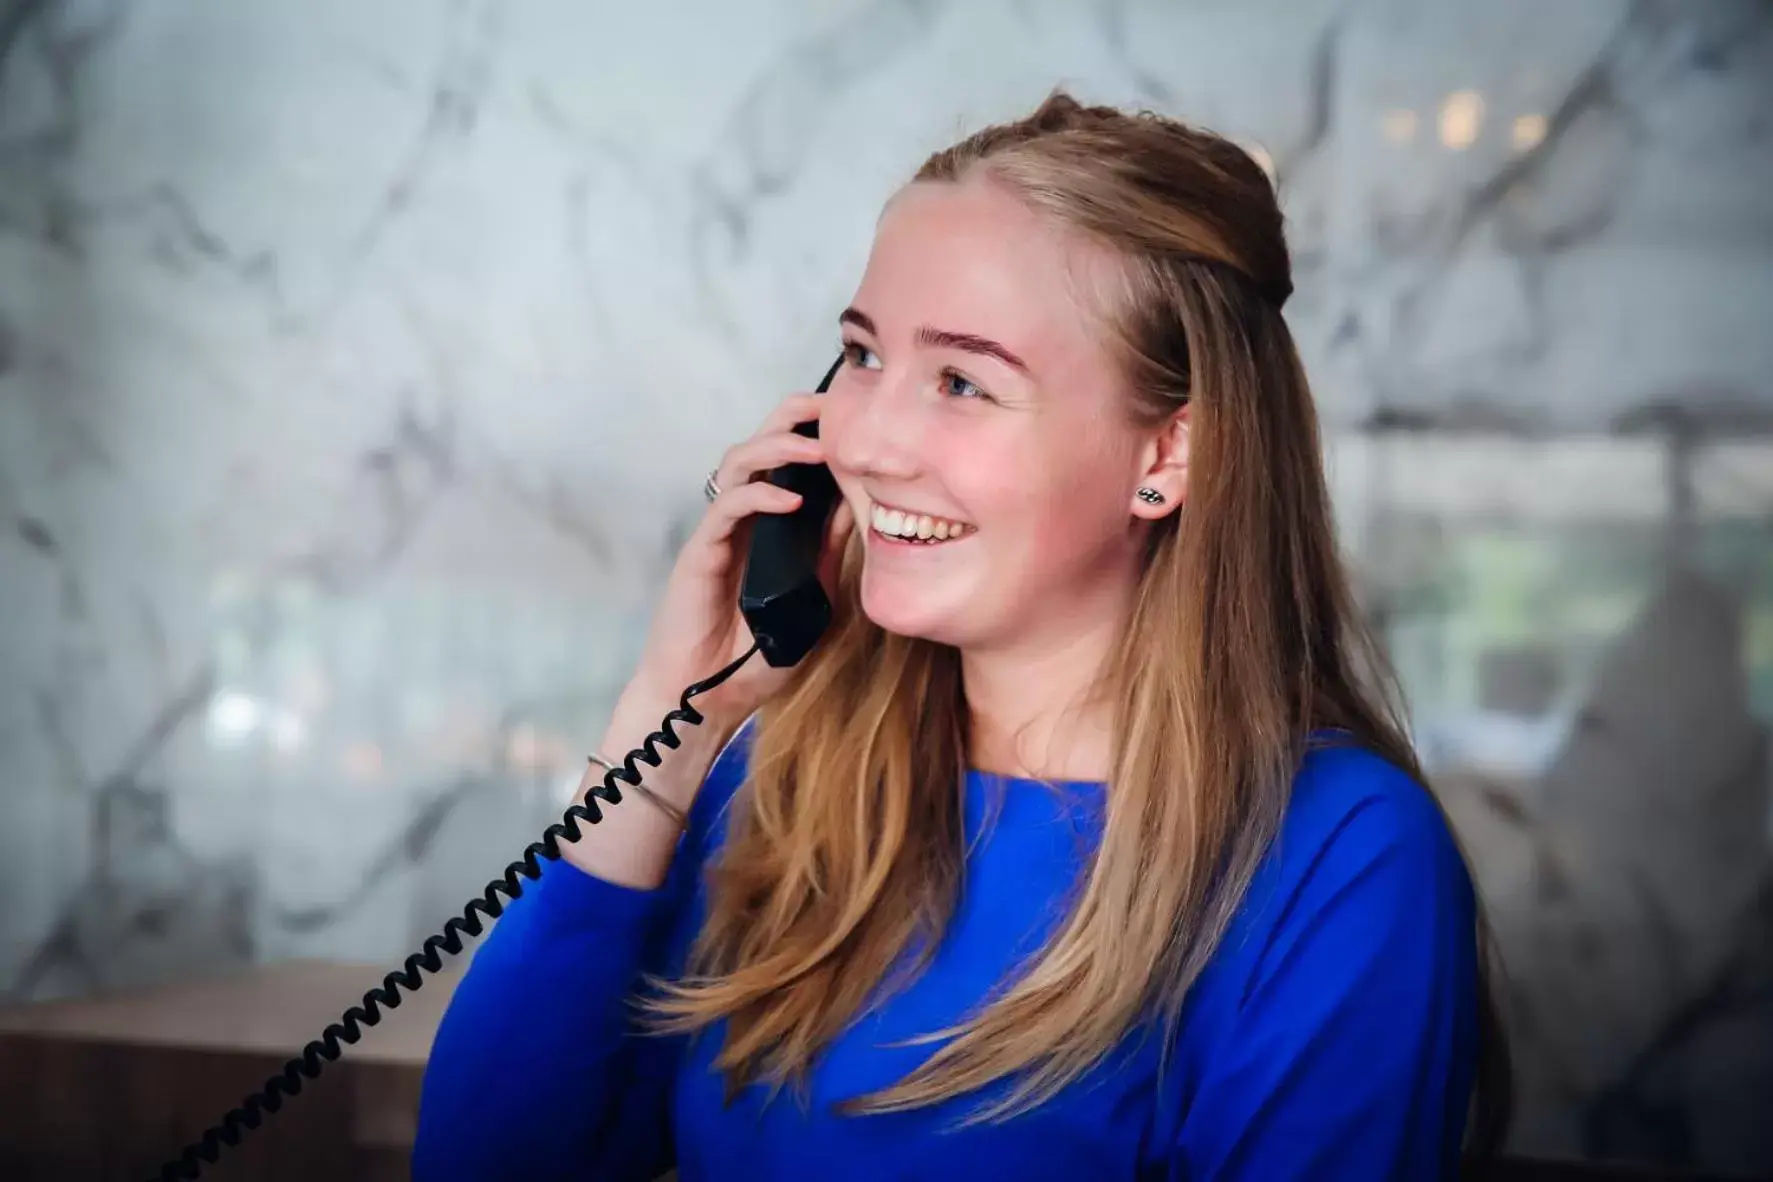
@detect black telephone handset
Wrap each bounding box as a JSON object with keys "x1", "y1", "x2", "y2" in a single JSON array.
[
  {"x1": 738, "y1": 353, "x2": 845, "y2": 667},
  {"x1": 150, "y1": 358, "x2": 847, "y2": 1180}
]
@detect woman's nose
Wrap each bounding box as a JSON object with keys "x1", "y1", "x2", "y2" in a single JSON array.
[{"x1": 830, "y1": 370, "x2": 927, "y2": 480}]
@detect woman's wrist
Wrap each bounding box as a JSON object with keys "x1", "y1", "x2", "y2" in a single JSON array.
[
  {"x1": 556, "y1": 679, "x2": 732, "y2": 891},
  {"x1": 597, "y1": 676, "x2": 736, "y2": 809}
]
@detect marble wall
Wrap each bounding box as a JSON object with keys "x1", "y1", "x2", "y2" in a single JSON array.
[{"x1": 1, "y1": 0, "x2": 1768, "y2": 1173}]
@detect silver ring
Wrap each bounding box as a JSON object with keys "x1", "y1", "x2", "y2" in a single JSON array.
[{"x1": 703, "y1": 468, "x2": 721, "y2": 503}]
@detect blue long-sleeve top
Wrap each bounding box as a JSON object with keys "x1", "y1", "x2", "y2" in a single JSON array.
[{"x1": 414, "y1": 725, "x2": 1479, "y2": 1180}]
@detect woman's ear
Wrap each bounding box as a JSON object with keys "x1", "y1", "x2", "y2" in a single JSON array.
[{"x1": 1132, "y1": 404, "x2": 1189, "y2": 519}]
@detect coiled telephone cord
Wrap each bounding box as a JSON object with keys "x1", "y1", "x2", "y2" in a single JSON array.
[{"x1": 148, "y1": 643, "x2": 761, "y2": 1181}]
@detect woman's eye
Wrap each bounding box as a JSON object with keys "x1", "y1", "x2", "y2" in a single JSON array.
[
  {"x1": 942, "y1": 370, "x2": 989, "y2": 401},
  {"x1": 841, "y1": 341, "x2": 881, "y2": 370}
]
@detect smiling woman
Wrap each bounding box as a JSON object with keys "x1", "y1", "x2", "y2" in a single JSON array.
[{"x1": 413, "y1": 90, "x2": 1512, "y2": 1182}]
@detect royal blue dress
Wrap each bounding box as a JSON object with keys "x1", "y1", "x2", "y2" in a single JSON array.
[{"x1": 414, "y1": 725, "x2": 1478, "y2": 1180}]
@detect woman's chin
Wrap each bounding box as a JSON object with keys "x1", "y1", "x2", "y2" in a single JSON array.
[{"x1": 858, "y1": 572, "x2": 965, "y2": 645}]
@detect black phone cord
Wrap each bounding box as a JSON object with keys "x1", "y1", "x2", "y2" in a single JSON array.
[{"x1": 148, "y1": 642, "x2": 761, "y2": 1181}]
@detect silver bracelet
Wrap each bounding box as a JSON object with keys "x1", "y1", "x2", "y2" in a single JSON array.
[{"x1": 587, "y1": 753, "x2": 687, "y2": 829}]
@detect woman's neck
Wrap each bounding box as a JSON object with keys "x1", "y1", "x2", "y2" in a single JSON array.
[{"x1": 960, "y1": 610, "x2": 1122, "y2": 783}]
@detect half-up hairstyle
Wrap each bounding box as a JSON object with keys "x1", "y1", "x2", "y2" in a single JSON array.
[{"x1": 642, "y1": 89, "x2": 1512, "y2": 1165}]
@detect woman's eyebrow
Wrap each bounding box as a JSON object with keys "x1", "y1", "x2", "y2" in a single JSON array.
[{"x1": 839, "y1": 306, "x2": 1029, "y2": 374}]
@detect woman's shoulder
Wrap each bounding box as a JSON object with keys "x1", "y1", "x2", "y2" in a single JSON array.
[
  {"x1": 1172, "y1": 738, "x2": 1481, "y2": 1033},
  {"x1": 1282, "y1": 738, "x2": 1464, "y2": 868},
  {"x1": 1226, "y1": 739, "x2": 1477, "y2": 973}
]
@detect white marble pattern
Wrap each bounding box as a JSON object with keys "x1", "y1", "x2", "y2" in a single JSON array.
[{"x1": 1, "y1": 0, "x2": 1769, "y2": 1171}]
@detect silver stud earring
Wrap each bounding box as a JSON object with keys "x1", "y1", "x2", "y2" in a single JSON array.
[{"x1": 1135, "y1": 486, "x2": 1165, "y2": 505}]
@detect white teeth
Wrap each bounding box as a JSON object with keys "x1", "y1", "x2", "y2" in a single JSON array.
[{"x1": 869, "y1": 502, "x2": 968, "y2": 542}]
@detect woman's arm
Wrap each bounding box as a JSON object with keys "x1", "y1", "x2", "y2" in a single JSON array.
[
  {"x1": 1169, "y1": 782, "x2": 1482, "y2": 1180},
  {"x1": 411, "y1": 699, "x2": 751, "y2": 1182}
]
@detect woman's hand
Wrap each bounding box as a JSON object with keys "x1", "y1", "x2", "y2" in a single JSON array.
[{"x1": 626, "y1": 390, "x2": 855, "y2": 732}]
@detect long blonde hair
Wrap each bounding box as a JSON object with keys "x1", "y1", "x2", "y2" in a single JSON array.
[{"x1": 644, "y1": 90, "x2": 1510, "y2": 1158}]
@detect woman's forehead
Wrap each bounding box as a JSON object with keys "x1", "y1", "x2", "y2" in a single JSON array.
[{"x1": 855, "y1": 179, "x2": 1122, "y2": 374}]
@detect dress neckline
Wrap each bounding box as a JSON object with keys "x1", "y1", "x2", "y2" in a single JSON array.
[{"x1": 965, "y1": 767, "x2": 1105, "y2": 791}]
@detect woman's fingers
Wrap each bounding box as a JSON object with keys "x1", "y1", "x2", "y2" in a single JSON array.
[
  {"x1": 713, "y1": 430, "x2": 824, "y2": 495},
  {"x1": 756, "y1": 392, "x2": 825, "y2": 435},
  {"x1": 696, "y1": 479, "x2": 803, "y2": 547},
  {"x1": 689, "y1": 389, "x2": 833, "y2": 576}
]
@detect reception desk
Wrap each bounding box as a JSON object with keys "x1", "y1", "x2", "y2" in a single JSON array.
[{"x1": 0, "y1": 960, "x2": 458, "y2": 1181}]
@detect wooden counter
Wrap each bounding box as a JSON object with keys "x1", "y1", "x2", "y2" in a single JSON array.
[{"x1": 0, "y1": 960, "x2": 461, "y2": 1181}]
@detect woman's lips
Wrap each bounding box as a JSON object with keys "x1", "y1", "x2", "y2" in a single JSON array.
[{"x1": 867, "y1": 499, "x2": 974, "y2": 545}]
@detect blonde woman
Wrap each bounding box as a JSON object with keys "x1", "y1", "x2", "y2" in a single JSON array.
[{"x1": 415, "y1": 92, "x2": 1510, "y2": 1181}]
